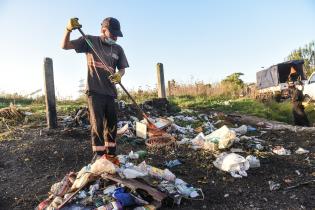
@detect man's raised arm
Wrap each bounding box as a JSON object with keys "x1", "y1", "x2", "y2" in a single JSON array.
[{"x1": 61, "y1": 18, "x2": 82, "y2": 50}]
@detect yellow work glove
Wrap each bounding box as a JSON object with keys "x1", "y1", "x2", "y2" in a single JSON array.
[
  {"x1": 66, "y1": 17, "x2": 82, "y2": 32},
  {"x1": 109, "y1": 73, "x2": 122, "y2": 84}
]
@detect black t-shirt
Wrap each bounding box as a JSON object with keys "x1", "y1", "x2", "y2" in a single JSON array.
[{"x1": 71, "y1": 35, "x2": 129, "y2": 97}]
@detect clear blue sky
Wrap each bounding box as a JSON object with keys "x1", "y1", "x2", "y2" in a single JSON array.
[{"x1": 0, "y1": 0, "x2": 314, "y2": 98}]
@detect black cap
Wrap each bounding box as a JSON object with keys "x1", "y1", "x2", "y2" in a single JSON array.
[{"x1": 101, "y1": 17, "x2": 123, "y2": 37}]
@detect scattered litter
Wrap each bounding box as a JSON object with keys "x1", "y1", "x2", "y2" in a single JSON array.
[
  {"x1": 36, "y1": 146, "x2": 204, "y2": 210},
  {"x1": 128, "y1": 150, "x2": 147, "y2": 159},
  {"x1": 23, "y1": 111, "x2": 33, "y2": 116},
  {"x1": 138, "y1": 161, "x2": 176, "y2": 181},
  {"x1": 233, "y1": 125, "x2": 248, "y2": 135},
  {"x1": 176, "y1": 138, "x2": 191, "y2": 145},
  {"x1": 272, "y1": 146, "x2": 291, "y2": 155},
  {"x1": 214, "y1": 120, "x2": 223, "y2": 125},
  {"x1": 213, "y1": 153, "x2": 249, "y2": 178},
  {"x1": 268, "y1": 181, "x2": 281, "y2": 191},
  {"x1": 295, "y1": 147, "x2": 309, "y2": 154},
  {"x1": 133, "y1": 205, "x2": 156, "y2": 210},
  {"x1": 174, "y1": 115, "x2": 197, "y2": 122},
  {"x1": 284, "y1": 179, "x2": 315, "y2": 191},
  {"x1": 164, "y1": 159, "x2": 182, "y2": 168},
  {"x1": 191, "y1": 132, "x2": 205, "y2": 149},
  {"x1": 171, "y1": 123, "x2": 194, "y2": 134},
  {"x1": 112, "y1": 187, "x2": 137, "y2": 207},
  {"x1": 103, "y1": 185, "x2": 117, "y2": 195},
  {"x1": 153, "y1": 118, "x2": 172, "y2": 129},
  {"x1": 117, "y1": 123, "x2": 129, "y2": 135},
  {"x1": 136, "y1": 122, "x2": 147, "y2": 139},
  {"x1": 122, "y1": 168, "x2": 147, "y2": 179},
  {"x1": 246, "y1": 155, "x2": 260, "y2": 168},
  {"x1": 90, "y1": 156, "x2": 117, "y2": 175},
  {"x1": 33, "y1": 98, "x2": 313, "y2": 209},
  {"x1": 254, "y1": 144, "x2": 264, "y2": 151},
  {"x1": 175, "y1": 178, "x2": 200, "y2": 198},
  {"x1": 130, "y1": 116, "x2": 139, "y2": 122},
  {"x1": 145, "y1": 135, "x2": 175, "y2": 149},
  {"x1": 205, "y1": 125, "x2": 236, "y2": 149},
  {"x1": 295, "y1": 170, "x2": 301, "y2": 176},
  {"x1": 230, "y1": 148, "x2": 244, "y2": 153},
  {"x1": 77, "y1": 190, "x2": 88, "y2": 199}
]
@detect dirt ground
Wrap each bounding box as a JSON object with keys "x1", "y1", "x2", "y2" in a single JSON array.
[{"x1": 0, "y1": 107, "x2": 314, "y2": 210}]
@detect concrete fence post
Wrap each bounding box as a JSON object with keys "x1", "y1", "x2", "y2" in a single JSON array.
[
  {"x1": 43, "y1": 57, "x2": 57, "y2": 128},
  {"x1": 156, "y1": 63, "x2": 166, "y2": 98}
]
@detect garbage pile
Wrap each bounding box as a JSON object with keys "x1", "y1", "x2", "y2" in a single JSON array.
[
  {"x1": 35, "y1": 151, "x2": 203, "y2": 210},
  {"x1": 62, "y1": 107, "x2": 90, "y2": 129},
  {"x1": 60, "y1": 100, "x2": 268, "y2": 180},
  {"x1": 48, "y1": 98, "x2": 313, "y2": 209},
  {"x1": 61, "y1": 98, "x2": 175, "y2": 130}
]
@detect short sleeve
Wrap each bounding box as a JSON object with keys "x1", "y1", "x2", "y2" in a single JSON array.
[
  {"x1": 117, "y1": 47, "x2": 129, "y2": 70},
  {"x1": 70, "y1": 36, "x2": 89, "y2": 53}
]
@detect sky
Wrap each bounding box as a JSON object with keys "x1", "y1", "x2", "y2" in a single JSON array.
[{"x1": 0, "y1": 0, "x2": 314, "y2": 99}]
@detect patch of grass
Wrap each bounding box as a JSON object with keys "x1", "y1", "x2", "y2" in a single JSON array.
[
  {"x1": 0, "y1": 96, "x2": 34, "y2": 108},
  {"x1": 170, "y1": 96, "x2": 315, "y2": 125}
]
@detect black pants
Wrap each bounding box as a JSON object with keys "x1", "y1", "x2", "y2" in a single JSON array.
[
  {"x1": 292, "y1": 103, "x2": 310, "y2": 127},
  {"x1": 88, "y1": 94, "x2": 117, "y2": 155}
]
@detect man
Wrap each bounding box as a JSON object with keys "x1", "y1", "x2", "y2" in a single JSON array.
[
  {"x1": 291, "y1": 81, "x2": 310, "y2": 127},
  {"x1": 288, "y1": 64, "x2": 299, "y2": 83},
  {"x1": 61, "y1": 17, "x2": 129, "y2": 164}
]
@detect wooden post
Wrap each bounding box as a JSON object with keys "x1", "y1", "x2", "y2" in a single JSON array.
[
  {"x1": 43, "y1": 57, "x2": 57, "y2": 128},
  {"x1": 156, "y1": 63, "x2": 166, "y2": 98}
]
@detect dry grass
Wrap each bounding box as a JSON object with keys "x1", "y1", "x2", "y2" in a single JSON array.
[{"x1": 168, "y1": 80, "x2": 257, "y2": 99}]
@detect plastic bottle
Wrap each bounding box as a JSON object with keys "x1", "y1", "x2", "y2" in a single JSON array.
[
  {"x1": 135, "y1": 150, "x2": 147, "y2": 158},
  {"x1": 129, "y1": 150, "x2": 147, "y2": 159},
  {"x1": 137, "y1": 161, "x2": 175, "y2": 181}
]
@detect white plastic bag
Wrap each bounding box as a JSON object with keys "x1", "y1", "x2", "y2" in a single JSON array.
[
  {"x1": 213, "y1": 153, "x2": 249, "y2": 178},
  {"x1": 90, "y1": 157, "x2": 117, "y2": 175}
]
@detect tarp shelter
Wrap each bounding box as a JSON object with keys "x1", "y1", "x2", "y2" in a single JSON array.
[{"x1": 256, "y1": 60, "x2": 306, "y2": 90}]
